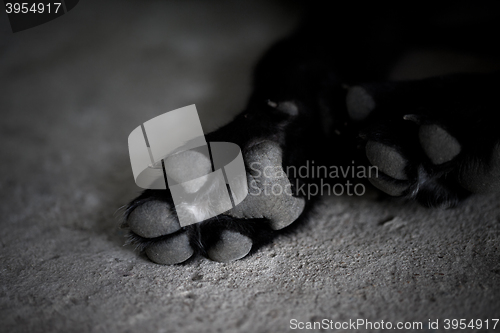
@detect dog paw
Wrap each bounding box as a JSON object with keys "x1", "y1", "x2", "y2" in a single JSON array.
[
  {"x1": 346, "y1": 72, "x2": 500, "y2": 205},
  {"x1": 123, "y1": 101, "x2": 311, "y2": 264}
]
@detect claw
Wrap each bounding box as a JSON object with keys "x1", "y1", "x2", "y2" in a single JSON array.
[{"x1": 403, "y1": 114, "x2": 422, "y2": 124}]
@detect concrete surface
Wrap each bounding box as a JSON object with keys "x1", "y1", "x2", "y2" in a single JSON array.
[{"x1": 0, "y1": 1, "x2": 499, "y2": 332}]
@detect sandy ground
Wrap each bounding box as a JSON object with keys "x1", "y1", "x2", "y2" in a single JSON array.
[{"x1": 1, "y1": 1, "x2": 499, "y2": 332}]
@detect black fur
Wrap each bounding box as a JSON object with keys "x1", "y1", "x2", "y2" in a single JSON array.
[{"x1": 123, "y1": 2, "x2": 500, "y2": 263}]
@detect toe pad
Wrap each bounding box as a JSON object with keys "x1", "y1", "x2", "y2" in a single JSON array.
[
  {"x1": 369, "y1": 174, "x2": 409, "y2": 196},
  {"x1": 366, "y1": 141, "x2": 408, "y2": 180},
  {"x1": 128, "y1": 200, "x2": 181, "y2": 238},
  {"x1": 207, "y1": 230, "x2": 252, "y2": 262},
  {"x1": 419, "y1": 124, "x2": 461, "y2": 165},
  {"x1": 346, "y1": 86, "x2": 375, "y2": 121},
  {"x1": 145, "y1": 233, "x2": 193, "y2": 265}
]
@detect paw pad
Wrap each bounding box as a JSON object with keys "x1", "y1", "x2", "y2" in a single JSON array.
[
  {"x1": 418, "y1": 124, "x2": 461, "y2": 165},
  {"x1": 346, "y1": 86, "x2": 376, "y2": 121},
  {"x1": 127, "y1": 200, "x2": 180, "y2": 238},
  {"x1": 225, "y1": 140, "x2": 305, "y2": 230},
  {"x1": 365, "y1": 141, "x2": 408, "y2": 180},
  {"x1": 145, "y1": 233, "x2": 193, "y2": 265},
  {"x1": 207, "y1": 230, "x2": 253, "y2": 263}
]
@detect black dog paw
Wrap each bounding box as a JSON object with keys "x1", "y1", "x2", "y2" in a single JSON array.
[
  {"x1": 123, "y1": 101, "x2": 316, "y2": 264},
  {"x1": 347, "y1": 72, "x2": 500, "y2": 206}
]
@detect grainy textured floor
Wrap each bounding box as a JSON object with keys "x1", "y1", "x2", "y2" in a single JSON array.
[{"x1": 1, "y1": 1, "x2": 499, "y2": 332}]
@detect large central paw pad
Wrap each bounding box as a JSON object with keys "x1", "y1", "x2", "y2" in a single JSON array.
[{"x1": 225, "y1": 140, "x2": 305, "y2": 230}]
